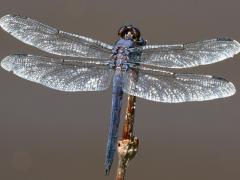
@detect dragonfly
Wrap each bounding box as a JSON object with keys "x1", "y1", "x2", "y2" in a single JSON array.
[{"x1": 0, "y1": 14, "x2": 239, "y2": 175}]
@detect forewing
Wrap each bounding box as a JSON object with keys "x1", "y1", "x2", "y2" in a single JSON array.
[
  {"x1": 0, "y1": 14, "x2": 113, "y2": 58},
  {"x1": 129, "y1": 38, "x2": 240, "y2": 68},
  {"x1": 123, "y1": 67, "x2": 236, "y2": 103},
  {"x1": 1, "y1": 54, "x2": 113, "y2": 92}
]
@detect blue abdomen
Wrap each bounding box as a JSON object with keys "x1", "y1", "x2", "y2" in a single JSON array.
[{"x1": 105, "y1": 70, "x2": 123, "y2": 175}]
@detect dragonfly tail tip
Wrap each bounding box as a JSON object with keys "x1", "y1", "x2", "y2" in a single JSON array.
[{"x1": 105, "y1": 168, "x2": 110, "y2": 176}]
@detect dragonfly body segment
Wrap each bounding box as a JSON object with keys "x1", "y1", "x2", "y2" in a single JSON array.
[{"x1": 0, "y1": 14, "x2": 239, "y2": 175}]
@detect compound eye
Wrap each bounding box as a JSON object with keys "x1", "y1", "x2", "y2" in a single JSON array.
[
  {"x1": 118, "y1": 26, "x2": 128, "y2": 38},
  {"x1": 131, "y1": 27, "x2": 141, "y2": 41}
]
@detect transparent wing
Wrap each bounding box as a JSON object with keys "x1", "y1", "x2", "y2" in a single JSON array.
[
  {"x1": 0, "y1": 14, "x2": 113, "y2": 58},
  {"x1": 1, "y1": 54, "x2": 113, "y2": 92},
  {"x1": 123, "y1": 67, "x2": 236, "y2": 103},
  {"x1": 129, "y1": 38, "x2": 240, "y2": 68}
]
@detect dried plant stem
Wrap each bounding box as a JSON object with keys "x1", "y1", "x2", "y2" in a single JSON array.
[{"x1": 116, "y1": 95, "x2": 139, "y2": 180}]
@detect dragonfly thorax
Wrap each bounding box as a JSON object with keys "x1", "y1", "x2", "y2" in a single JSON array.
[
  {"x1": 111, "y1": 46, "x2": 130, "y2": 70},
  {"x1": 114, "y1": 38, "x2": 134, "y2": 48}
]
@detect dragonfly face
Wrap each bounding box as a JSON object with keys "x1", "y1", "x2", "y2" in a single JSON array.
[
  {"x1": 117, "y1": 25, "x2": 146, "y2": 47},
  {"x1": 118, "y1": 25, "x2": 141, "y2": 41}
]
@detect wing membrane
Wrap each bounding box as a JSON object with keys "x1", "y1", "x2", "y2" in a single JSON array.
[
  {"x1": 0, "y1": 14, "x2": 113, "y2": 58},
  {"x1": 129, "y1": 38, "x2": 240, "y2": 68},
  {"x1": 1, "y1": 54, "x2": 113, "y2": 91},
  {"x1": 123, "y1": 67, "x2": 236, "y2": 103}
]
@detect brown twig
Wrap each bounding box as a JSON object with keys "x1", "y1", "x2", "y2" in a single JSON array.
[{"x1": 115, "y1": 95, "x2": 139, "y2": 180}]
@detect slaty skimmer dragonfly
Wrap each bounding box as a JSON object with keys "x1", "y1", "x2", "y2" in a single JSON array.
[{"x1": 0, "y1": 14, "x2": 239, "y2": 175}]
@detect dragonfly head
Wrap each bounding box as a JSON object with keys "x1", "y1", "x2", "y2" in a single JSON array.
[{"x1": 118, "y1": 25, "x2": 141, "y2": 41}]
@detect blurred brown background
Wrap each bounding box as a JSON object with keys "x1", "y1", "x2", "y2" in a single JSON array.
[{"x1": 0, "y1": 0, "x2": 239, "y2": 180}]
